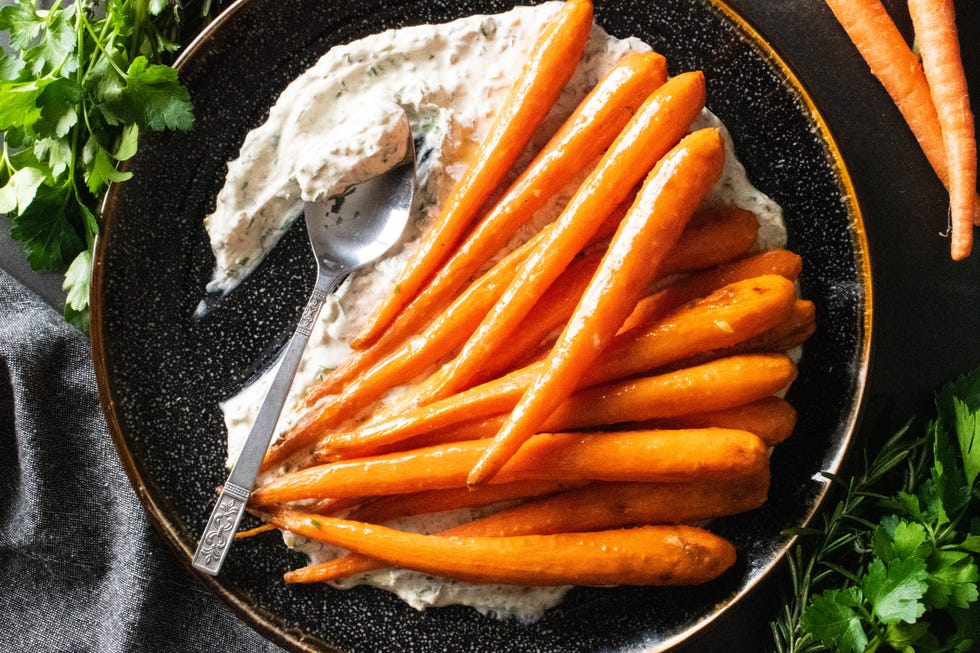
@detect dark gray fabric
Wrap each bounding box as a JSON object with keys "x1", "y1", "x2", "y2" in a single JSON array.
[{"x1": 0, "y1": 269, "x2": 282, "y2": 653}]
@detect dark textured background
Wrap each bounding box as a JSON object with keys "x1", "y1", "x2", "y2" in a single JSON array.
[{"x1": 1, "y1": 0, "x2": 978, "y2": 651}]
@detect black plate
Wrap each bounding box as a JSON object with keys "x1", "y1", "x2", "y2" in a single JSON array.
[{"x1": 91, "y1": 0, "x2": 871, "y2": 651}]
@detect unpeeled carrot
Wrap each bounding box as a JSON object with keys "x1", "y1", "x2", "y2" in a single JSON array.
[
  {"x1": 823, "y1": 0, "x2": 980, "y2": 229},
  {"x1": 251, "y1": 428, "x2": 770, "y2": 505},
  {"x1": 355, "y1": 0, "x2": 595, "y2": 344},
  {"x1": 262, "y1": 508, "x2": 736, "y2": 587},
  {"x1": 353, "y1": 51, "x2": 669, "y2": 349},
  {"x1": 409, "y1": 70, "x2": 708, "y2": 407},
  {"x1": 469, "y1": 128, "x2": 726, "y2": 484},
  {"x1": 314, "y1": 276, "x2": 797, "y2": 459},
  {"x1": 908, "y1": 0, "x2": 976, "y2": 259},
  {"x1": 284, "y1": 473, "x2": 768, "y2": 584}
]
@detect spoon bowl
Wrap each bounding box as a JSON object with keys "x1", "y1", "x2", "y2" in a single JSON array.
[{"x1": 191, "y1": 119, "x2": 416, "y2": 576}]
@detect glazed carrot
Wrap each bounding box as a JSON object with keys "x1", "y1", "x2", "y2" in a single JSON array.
[
  {"x1": 300, "y1": 199, "x2": 627, "y2": 408},
  {"x1": 616, "y1": 248, "x2": 802, "y2": 334},
  {"x1": 469, "y1": 128, "x2": 726, "y2": 484},
  {"x1": 355, "y1": 0, "x2": 595, "y2": 344},
  {"x1": 353, "y1": 51, "x2": 669, "y2": 349},
  {"x1": 475, "y1": 204, "x2": 761, "y2": 381},
  {"x1": 285, "y1": 473, "x2": 768, "y2": 584},
  {"x1": 908, "y1": 0, "x2": 976, "y2": 258},
  {"x1": 642, "y1": 396, "x2": 797, "y2": 447},
  {"x1": 251, "y1": 428, "x2": 770, "y2": 505},
  {"x1": 314, "y1": 276, "x2": 797, "y2": 459},
  {"x1": 823, "y1": 0, "x2": 980, "y2": 226},
  {"x1": 410, "y1": 70, "x2": 708, "y2": 406},
  {"x1": 543, "y1": 353, "x2": 797, "y2": 433},
  {"x1": 263, "y1": 509, "x2": 736, "y2": 587},
  {"x1": 346, "y1": 480, "x2": 583, "y2": 524},
  {"x1": 728, "y1": 299, "x2": 816, "y2": 355}
]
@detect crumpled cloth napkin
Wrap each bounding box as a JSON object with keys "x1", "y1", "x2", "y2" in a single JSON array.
[{"x1": 0, "y1": 269, "x2": 282, "y2": 653}]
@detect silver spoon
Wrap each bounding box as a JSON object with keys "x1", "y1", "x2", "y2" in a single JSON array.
[{"x1": 192, "y1": 127, "x2": 416, "y2": 576}]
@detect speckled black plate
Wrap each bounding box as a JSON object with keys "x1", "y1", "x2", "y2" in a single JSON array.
[{"x1": 91, "y1": 1, "x2": 871, "y2": 651}]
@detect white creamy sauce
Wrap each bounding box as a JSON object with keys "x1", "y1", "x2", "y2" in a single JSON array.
[{"x1": 208, "y1": 3, "x2": 786, "y2": 622}]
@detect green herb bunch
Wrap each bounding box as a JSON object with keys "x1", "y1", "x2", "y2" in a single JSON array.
[
  {"x1": 773, "y1": 369, "x2": 980, "y2": 652},
  {"x1": 0, "y1": 0, "x2": 215, "y2": 329}
]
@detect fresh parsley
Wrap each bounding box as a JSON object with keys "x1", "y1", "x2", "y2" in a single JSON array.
[
  {"x1": 772, "y1": 368, "x2": 980, "y2": 653},
  {"x1": 0, "y1": 0, "x2": 215, "y2": 329}
]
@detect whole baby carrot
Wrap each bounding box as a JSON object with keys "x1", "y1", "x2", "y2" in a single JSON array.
[
  {"x1": 355, "y1": 0, "x2": 595, "y2": 343},
  {"x1": 261, "y1": 510, "x2": 737, "y2": 587},
  {"x1": 409, "y1": 70, "x2": 708, "y2": 407},
  {"x1": 467, "y1": 128, "x2": 726, "y2": 484},
  {"x1": 313, "y1": 276, "x2": 797, "y2": 459},
  {"x1": 648, "y1": 396, "x2": 797, "y2": 447},
  {"x1": 284, "y1": 472, "x2": 768, "y2": 584},
  {"x1": 353, "y1": 50, "x2": 669, "y2": 349},
  {"x1": 907, "y1": 0, "x2": 976, "y2": 258},
  {"x1": 250, "y1": 428, "x2": 770, "y2": 505}
]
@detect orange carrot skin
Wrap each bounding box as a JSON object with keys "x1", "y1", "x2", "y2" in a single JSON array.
[
  {"x1": 352, "y1": 50, "x2": 669, "y2": 350},
  {"x1": 285, "y1": 473, "x2": 767, "y2": 584},
  {"x1": 265, "y1": 509, "x2": 736, "y2": 587},
  {"x1": 908, "y1": 0, "x2": 976, "y2": 258},
  {"x1": 314, "y1": 275, "x2": 796, "y2": 460},
  {"x1": 252, "y1": 428, "x2": 770, "y2": 505},
  {"x1": 469, "y1": 128, "x2": 727, "y2": 484},
  {"x1": 412, "y1": 70, "x2": 709, "y2": 407},
  {"x1": 645, "y1": 396, "x2": 797, "y2": 446},
  {"x1": 355, "y1": 0, "x2": 595, "y2": 344}
]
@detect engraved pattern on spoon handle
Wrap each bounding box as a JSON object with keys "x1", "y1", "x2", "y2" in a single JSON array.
[
  {"x1": 193, "y1": 270, "x2": 344, "y2": 576},
  {"x1": 192, "y1": 482, "x2": 250, "y2": 574}
]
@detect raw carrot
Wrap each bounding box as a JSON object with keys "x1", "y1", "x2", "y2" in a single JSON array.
[
  {"x1": 823, "y1": 0, "x2": 980, "y2": 226},
  {"x1": 410, "y1": 70, "x2": 708, "y2": 407},
  {"x1": 314, "y1": 276, "x2": 797, "y2": 459},
  {"x1": 469, "y1": 128, "x2": 727, "y2": 484},
  {"x1": 355, "y1": 0, "x2": 595, "y2": 343},
  {"x1": 640, "y1": 396, "x2": 797, "y2": 447},
  {"x1": 908, "y1": 0, "x2": 976, "y2": 259},
  {"x1": 353, "y1": 50, "x2": 669, "y2": 349},
  {"x1": 250, "y1": 428, "x2": 770, "y2": 505},
  {"x1": 262, "y1": 509, "x2": 736, "y2": 586},
  {"x1": 285, "y1": 473, "x2": 768, "y2": 584}
]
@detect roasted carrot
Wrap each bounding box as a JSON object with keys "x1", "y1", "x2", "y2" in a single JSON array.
[
  {"x1": 410, "y1": 70, "x2": 708, "y2": 407},
  {"x1": 641, "y1": 396, "x2": 797, "y2": 447},
  {"x1": 475, "y1": 203, "x2": 761, "y2": 382},
  {"x1": 285, "y1": 473, "x2": 768, "y2": 584},
  {"x1": 353, "y1": 51, "x2": 669, "y2": 350},
  {"x1": 345, "y1": 480, "x2": 584, "y2": 525},
  {"x1": 728, "y1": 299, "x2": 816, "y2": 355},
  {"x1": 823, "y1": 0, "x2": 980, "y2": 227},
  {"x1": 616, "y1": 248, "x2": 802, "y2": 334},
  {"x1": 336, "y1": 352, "x2": 796, "y2": 460},
  {"x1": 263, "y1": 508, "x2": 736, "y2": 586},
  {"x1": 355, "y1": 0, "x2": 595, "y2": 344},
  {"x1": 251, "y1": 428, "x2": 770, "y2": 505},
  {"x1": 469, "y1": 128, "x2": 726, "y2": 484},
  {"x1": 314, "y1": 276, "x2": 797, "y2": 459},
  {"x1": 908, "y1": 0, "x2": 976, "y2": 258}
]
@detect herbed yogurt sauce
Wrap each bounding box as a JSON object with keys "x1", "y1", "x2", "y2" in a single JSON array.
[{"x1": 208, "y1": 2, "x2": 785, "y2": 622}]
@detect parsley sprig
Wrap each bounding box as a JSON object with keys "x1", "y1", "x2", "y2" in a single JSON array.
[
  {"x1": 773, "y1": 369, "x2": 980, "y2": 653},
  {"x1": 0, "y1": 0, "x2": 214, "y2": 329}
]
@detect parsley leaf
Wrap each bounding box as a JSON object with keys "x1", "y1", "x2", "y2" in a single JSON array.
[
  {"x1": 801, "y1": 588, "x2": 869, "y2": 653},
  {"x1": 0, "y1": 0, "x2": 218, "y2": 328},
  {"x1": 862, "y1": 557, "x2": 928, "y2": 624}
]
